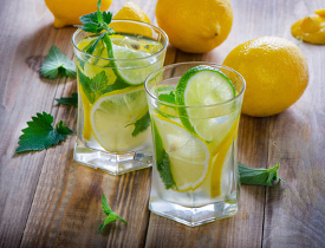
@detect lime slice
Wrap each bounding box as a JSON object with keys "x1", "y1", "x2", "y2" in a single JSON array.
[
  {"x1": 90, "y1": 87, "x2": 149, "y2": 151},
  {"x1": 79, "y1": 34, "x2": 163, "y2": 87},
  {"x1": 111, "y1": 37, "x2": 163, "y2": 86},
  {"x1": 153, "y1": 115, "x2": 210, "y2": 191},
  {"x1": 175, "y1": 65, "x2": 236, "y2": 141},
  {"x1": 101, "y1": 34, "x2": 163, "y2": 86}
]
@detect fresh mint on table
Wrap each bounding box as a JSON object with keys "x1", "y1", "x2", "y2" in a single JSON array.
[
  {"x1": 55, "y1": 93, "x2": 78, "y2": 106},
  {"x1": 16, "y1": 112, "x2": 73, "y2": 153},
  {"x1": 99, "y1": 194, "x2": 127, "y2": 233},
  {"x1": 238, "y1": 161, "x2": 284, "y2": 186},
  {"x1": 40, "y1": 46, "x2": 76, "y2": 79}
]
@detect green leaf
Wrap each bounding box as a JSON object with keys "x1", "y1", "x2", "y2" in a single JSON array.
[
  {"x1": 238, "y1": 162, "x2": 284, "y2": 186},
  {"x1": 15, "y1": 112, "x2": 73, "y2": 153},
  {"x1": 101, "y1": 194, "x2": 112, "y2": 215},
  {"x1": 85, "y1": 31, "x2": 108, "y2": 55},
  {"x1": 153, "y1": 122, "x2": 175, "y2": 189},
  {"x1": 158, "y1": 91, "x2": 176, "y2": 104},
  {"x1": 101, "y1": 77, "x2": 130, "y2": 93},
  {"x1": 129, "y1": 112, "x2": 150, "y2": 137},
  {"x1": 99, "y1": 194, "x2": 127, "y2": 233},
  {"x1": 89, "y1": 71, "x2": 109, "y2": 95},
  {"x1": 40, "y1": 46, "x2": 76, "y2": 79},
  {"x1": 102, "y1": 12, "x2": 113, "y2": 26},
  {"x1": 76, "y1": 0, "x2": 114, "y2": 35},
  {"x1": 97, "y1": 0, "x2": 103, "y2": 23},
  {"x1": 77, "y1": 69, "x2": 108, "y2": 104},
  {"x1": 55, "y1": 93, "x2": 78, "y2": 106}
]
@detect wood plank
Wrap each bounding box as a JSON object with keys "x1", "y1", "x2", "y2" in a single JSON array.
[
  {"x1": 0, "y1": 0, "x2": 73, "y2": 247},
  {"x1": 255, "y1": 0, "x2": 325, "y2": 247},
  {"x1": 0, "y1": 0, "x2": 324, "y2": 247},
  {"x1": 263, "y1": 44, "x2": 325, "y2": 247},
  {"x1": 19, "y1": 1, "x2": 157, "y2": 247}
]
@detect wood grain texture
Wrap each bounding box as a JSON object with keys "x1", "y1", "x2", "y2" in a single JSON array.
[{"x1": 0, "y1": 0, "x2": 324, "y2": 247}]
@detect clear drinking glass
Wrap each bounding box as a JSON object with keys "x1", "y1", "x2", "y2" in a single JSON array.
[
  {"x1": 72, "y1": 20, "x2": 168, "y2": 175},
  {"x1": 145, "y1": 62, "x2": 245, "y2": 226}
]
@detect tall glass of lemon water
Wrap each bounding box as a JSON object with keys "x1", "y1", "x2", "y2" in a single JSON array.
[
  {"x1": 72, "y1": 20, "x2": 168, "y2": 175},
  {"x1": 145, "y1": 62, "x2": 245, "y2": 226}
]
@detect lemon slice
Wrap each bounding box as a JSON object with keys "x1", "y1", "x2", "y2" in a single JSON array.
[
  {"x1": 175, "y1": 65, "x2": 235, "y2": 141},
  {"x1": 90, "y1": 86, "x2": 149, "y2": 151},
  {"x1": 154, "y1": 115, "x2": 210, "y2": 191}
]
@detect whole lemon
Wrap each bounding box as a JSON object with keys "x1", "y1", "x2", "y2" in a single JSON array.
[
  {"x1": 155, "y1": 0, "x2": 233, "y2": 53},
  {"x1": 45, "y1": 0, "x2": 112, "y2": 28},
  {"x1": 223, "y1": 36, "x2": 309, "y2": 117}
]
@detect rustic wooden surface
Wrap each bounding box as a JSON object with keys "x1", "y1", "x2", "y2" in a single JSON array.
[{"x1": 0, "y1": 0, "x2": 324, "y2": 247}]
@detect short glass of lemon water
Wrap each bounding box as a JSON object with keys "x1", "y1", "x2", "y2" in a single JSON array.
[
  {"x1": 145, "y1": 62, "x2": 246, "y2": 226},
  {"x1": 72, "y1": 20, "x2": 168, "y2": 175}
]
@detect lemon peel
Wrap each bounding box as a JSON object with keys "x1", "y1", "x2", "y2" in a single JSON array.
[{"x1": 291, "y1": 9, "x2": 325, "y2": 45}]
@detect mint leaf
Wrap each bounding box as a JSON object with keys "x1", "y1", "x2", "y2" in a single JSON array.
[
  {"x1": 101, "y1": 77, "x2": 130, "y2": 93},
  {"x1": 89, "y1": 71, "x2": 109, "y2": 95},
  {"x1": 85, "y1": 32, "x2": 108, "y2": 55},
  {"x1": 99, "y1": 194, "x2": 127, "y2": 233},
  {"x1": 55, "y1": 93, "x2": 78, "y2": 106},
  {"x1": 238, "y1": 162, "x2": 284, "y2": 186},
  {"x1": 153, "y1": 122, "x2": 175, "y2": 189},
  {"x1": 77, "y1": 69, "x2": 108, "y2": 104},
  {"x1": 130, "y1": 112, "x2": 150, "y2": 137},
  {"x1": 40, "y1": 46, "x2": 76, "y2": 79},
  {"x1": 76, "y1": 0, "x2": 114, "y2": 58},
  {"x1": 158, "y1": 91, "x2": 176, "y2": 104},
  {"x1": 16, "y1": 112, "x2": 73, "y2": 153},
  {"x1": 97, "y1": 0, "x2": 103, "y2": 23}
]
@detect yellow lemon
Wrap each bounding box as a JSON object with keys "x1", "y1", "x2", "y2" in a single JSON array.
[
  {"x1": 291, "y1": 9, "x2": 325, "y2": 45},
  {"x1": 112, "y1": 2, "x2": 151, "y2": 37},
  {"x1": 223, "y1": 36, "x2": 309, "y2": 117},
  {"x1": 45, "y1": 0, "x2": 112, "y2": 28},
  {"x1": 155, "y1": 0, "x2": 233, "y2": 53}
]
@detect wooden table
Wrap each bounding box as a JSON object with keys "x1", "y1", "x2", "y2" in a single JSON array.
[{"x1": 1, "y1": 0, "x2": 324, "y2": 247}]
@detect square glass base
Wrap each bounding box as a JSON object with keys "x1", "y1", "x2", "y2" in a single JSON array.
[
  {"x1": 73, "y1": 137, "x2": 153, "y2": 175},
  {"x1": 149, "y1": 196, "x2": 238, "y2": 227}
]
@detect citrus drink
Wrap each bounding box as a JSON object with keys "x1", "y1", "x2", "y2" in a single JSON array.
[
  {"x1": 145, "y1": 63, "x2": 245, "y2": 226},
  {"x1": 72, "y1": 20, "x2": 168, "y2": 175}
]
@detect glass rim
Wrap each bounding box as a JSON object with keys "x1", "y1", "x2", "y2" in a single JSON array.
[
  {"x1": 144, "y1": 62, "x2": 246, "y2": 109},
  {"x1": 72, "y1": 19, "x2": 169, "y2": 62}
]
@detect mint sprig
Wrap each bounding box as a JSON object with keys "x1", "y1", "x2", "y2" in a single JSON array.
[
  {"x1": 40, "y1": 46, "x2": 76, "y2": 79},
  {"x1": 16, "y1": 112, "x2": 73, "y2": 153},
  {"x1": 55, "y1": 93, "x2": 78, "y2": 106},
  {"x1": 76, "y1": 0, "x2": 114, "y2": 55},
  {"x1": 99, "y1": 194, "x2": 127, "y2": 233},
  {"x1": 238, "y1": 161, "x2": 284, "y2": 186}
]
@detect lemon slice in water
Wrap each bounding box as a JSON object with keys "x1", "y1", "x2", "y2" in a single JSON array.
[
  {"x1": 154, "y1": 115, "x2": 210, "y2": 191},
  {"x1": 90, "y1": 87, "x2": 148, "y2": 151}
]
